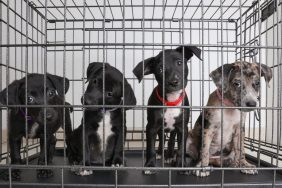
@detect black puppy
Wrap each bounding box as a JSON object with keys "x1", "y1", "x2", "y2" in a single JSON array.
[
  {"x1": 133, "y1": 46, "x2": 201, "y2": 174},
  {"x1": 0, "y1": 73, "x2": 72, "y2": 180},
  {"x1": 67, "y1": 62, "x2": 136, "y2": 176}
]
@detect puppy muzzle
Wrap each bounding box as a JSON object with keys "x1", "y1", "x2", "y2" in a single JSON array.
[{"x1": 38, "y1": 108, "x2": 58, "y2": 124}]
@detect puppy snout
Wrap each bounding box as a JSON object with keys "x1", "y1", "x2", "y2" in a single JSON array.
[
  {"x1": 81, "y1": 95, "x2": 92, "y2": 105},
  {"x1": 46, "y1": 112, "x2": 52, "y2": 120},
  {"x1": 246, "y1": 101, "x2": 257, "y2": 107},
  {"x1": 169, "y1": 79, "x2": 179, "y2": 87},
  {"x1": 40, "y1": 109, "x2": 54, "y2": 121}
]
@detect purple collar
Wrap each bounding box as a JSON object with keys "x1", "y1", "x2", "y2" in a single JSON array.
[{"x1": 19, "y1": 108, "x2": 33, "y2": 124}]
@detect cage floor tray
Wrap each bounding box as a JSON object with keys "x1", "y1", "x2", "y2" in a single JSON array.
[{"x1": 0, "y1": 150, "x2": 282, "y2": 187}]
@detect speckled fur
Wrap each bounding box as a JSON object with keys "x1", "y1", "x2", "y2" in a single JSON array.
[{"x1": 188, "y1": 61, "x2": 272, "y2": 177}]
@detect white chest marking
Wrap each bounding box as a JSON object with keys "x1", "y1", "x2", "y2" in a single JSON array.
[
  {"x1": 209, "y1": 109, "x2": 243, "y2": 155},
  {"x1": 28, "y1": 122, "x2": 39, "y2": 138},
  {"x1": 163, "y1": 90, "x2": 182, "y2": 131},
  {"x1": 97, "y1": 111, "x2": 114, "y2": 151}
]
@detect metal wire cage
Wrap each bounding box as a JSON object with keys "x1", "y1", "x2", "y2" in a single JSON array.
[{"x1": 0, "y1": 0, "x2": 282, "y2": 187}]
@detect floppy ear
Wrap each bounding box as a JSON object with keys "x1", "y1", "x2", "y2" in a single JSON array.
[
  {"x1": 255, "y1": 63, "x2": 272, "y2": 87},
  {"x1": 123, "y1": 79, "x2": 137, "y2": 110},
  {"x1": 209, "y1": 64, "x2": 234, "y2": 92},
  {"x1": 175, "y1": 46, "x2": 202, "y2": 61},
  {"x1": 0, "y1": 79, "x2": 23, "y2": 105},
  {"x1": 133, "y1": 57, "x2": 155, "y2": 82},
  {"x1": 47, "y1": 73, "x2": 70, "y2": 96},
  {"x1": 87, "y1": 62, "x2": 110, "y2": 81}
]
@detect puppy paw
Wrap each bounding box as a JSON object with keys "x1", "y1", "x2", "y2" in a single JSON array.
[
  {"x1": 241, "y1": 168, "x2": 258, "y2": 175},
  {"x1": 73, "y1": 168, "x2": 93, "y2": 176},
  {"x1": 111, "y1": 163, "x2": 124, "y2": 167},
  {"x1": 164, "y1": 157, "x2": 174, "y2": 164},
  {"x1": 194, "y1": 170, "x2": 210, "y2": 177},
  {"x1": 111, "y1": 157, "x2": 124, "y2": 167},
  {"x1": 143, "y1": 158, "x2": 157, "y2": 175},
  {"x1": 70, "y1": 165, "x2": 93, "y2": 176},
  {"x1": 76, "y1": 169, "x2": 93, "y2": 176},
  {"x1": 156, "y1": 154, "x2": 162, "y2": 160},
  {"x1": 0, "y1": 169, "x2": 21, "y2": 181},
  {"x1": 193, "y1": 163, "x2": 211, "y2": 177},
  {"x1": 240, "y1": 162, "x2": 258, "y2": 175},
  {"x1": 37, "y1": 169, "x2": 54, "y2": 178},
  {"x1": 143, "y1": 170, "x2": 157, "y2": 175}
]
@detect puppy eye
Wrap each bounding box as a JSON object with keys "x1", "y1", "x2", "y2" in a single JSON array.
[
  {"x1": 93, "y1": 79, "x2": 97, "y2": 84},
  {"x1": 107, "y1": 92, "x2": 113, "y2": 97},
  {"x1": 255, "y1": 80, "x2": 260, "y2": 86},
  {"x1": 177, "y1": 60, "x2": 182, "y2": 65},
  {"x1": 27, "y1": 96, "x2": 34, "y2": 104},
  {"x1": 233, "y1": 82, "x2": 241, "y2": 88},
  {"x1": 48, "y1": 90, "x2": 56, "y2": 97}
]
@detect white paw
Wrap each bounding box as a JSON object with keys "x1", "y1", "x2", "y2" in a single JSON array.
[
  {"x1": 241, "y1": 168, "x2": 258, "y2": 175},
  {"x1": 143, "y1": 170, "x2": 156, "y2": 175},
  {"x1": 239, "y1": 161, "x2": 258, "y2": 175},
  {"x1": 164, "y1": 158, "x2": 173, "y2": 164},
  {"x1": 111, "y1": 164, "x2": 123, "y2": 167},
  {"x1": 193, "y1": 169, "x2": 210, "y2": 177},
  {"x1": 74, "y1": 169, "x2": 93, "y2": 176},
  {"x1": 193, "y1": 163, "x2": 211, "y2": 177},
  {"x1": 156, "y1": 154, "x2": 161, "y2": 160}
]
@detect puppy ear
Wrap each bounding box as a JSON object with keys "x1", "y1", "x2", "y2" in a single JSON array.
[
  {"x1": 123, "y1": 79, "x2": 137, "y2": 110},
  {"x1": 47, "y1": 73, "x2": 70, "y2": 96},
  {"x1": 87, "y1": 62, "x2": 109, "y2": 81},
  {"x1": 133, "y1": 57, "x2": 155, "y2": 82},
  {"x1": 175, "y1": 46, "x2": 202, "y2": 61},
  {"x1": 0, "y1": 79, "x2": 23, "y2": 105},
  {"x1": 255, "y1": 63, "x2": 272, "y2": 87},
  {"x1": 209, "y1": 64, "x2": 234, "y2": 92}
]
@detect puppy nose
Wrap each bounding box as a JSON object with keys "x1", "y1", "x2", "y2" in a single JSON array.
[
  {"x1": 246, "y1": 101, "x2": 257, "y2": 107},
  {"x1": 169, "y1": 80, "x2": 179, "y2": 86},
  {"x1": 44, "y1": 109, "x2": 53, "y2": 120},
  {"x1": 46, "y1": 112, "x2": 52, "y2": 120}
]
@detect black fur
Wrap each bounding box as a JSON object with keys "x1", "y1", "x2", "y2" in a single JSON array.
[
  {"x1": 0, "y1": 73, "x2": 72, "y2": 180},
  {"x1": 133, "y1": 46, "x2": 201, "y2": 174},
  {"x1": 67, "y1": 62, "x2": 136, "y2": 171}
]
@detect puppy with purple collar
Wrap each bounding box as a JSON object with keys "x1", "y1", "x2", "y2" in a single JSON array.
[
  {"x1": 186, "y1": 61, "x2": 272, "y2": 177},
  {"x1": 133, "y1": 46, "x2": 202, "y2": 174}
]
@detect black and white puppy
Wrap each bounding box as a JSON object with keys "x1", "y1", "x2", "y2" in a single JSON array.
[
  {"x1": 67, "y1": 62, "x2": 136, "y2": 176},
  {"x1": 133, "y1": 46, "x2": 202, "y2": 174},
  {"x1": 0, "y1": 73, "x2": 72, "y2": 180}
]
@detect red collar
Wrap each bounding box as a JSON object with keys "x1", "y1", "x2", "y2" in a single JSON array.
[
  {"x1": 155, "y1": 86, "x2": 186, "y2": 106},
  {"x1": 216, "y1": 89, "x2": 234, "y2": 106}
]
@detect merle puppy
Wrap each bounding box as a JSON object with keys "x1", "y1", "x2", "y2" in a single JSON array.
[
  {"x1": 67, "y1": 62, "x2": 136, "y2": 176},
  {"x1": 133, "y1": 46, "x2": 202, "y2": 174},
  {"x1": 0, "y1": 73, "x2": 72, "y2": 180},
  {"x1": 187, "y1": 61, "x2": 272, "y2": 177}
]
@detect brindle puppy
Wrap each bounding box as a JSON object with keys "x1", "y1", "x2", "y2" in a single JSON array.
[{"x1": 187, "y1": 61, "x2": 272, "y2": 177}]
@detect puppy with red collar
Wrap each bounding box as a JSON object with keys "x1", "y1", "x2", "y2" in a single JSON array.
[
  {"x1": 187, "y1": 61, "x2": 272, "y2": 177},
  {"x1": 133, "y1": 46, "x2": 202, "y2": 174}
]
